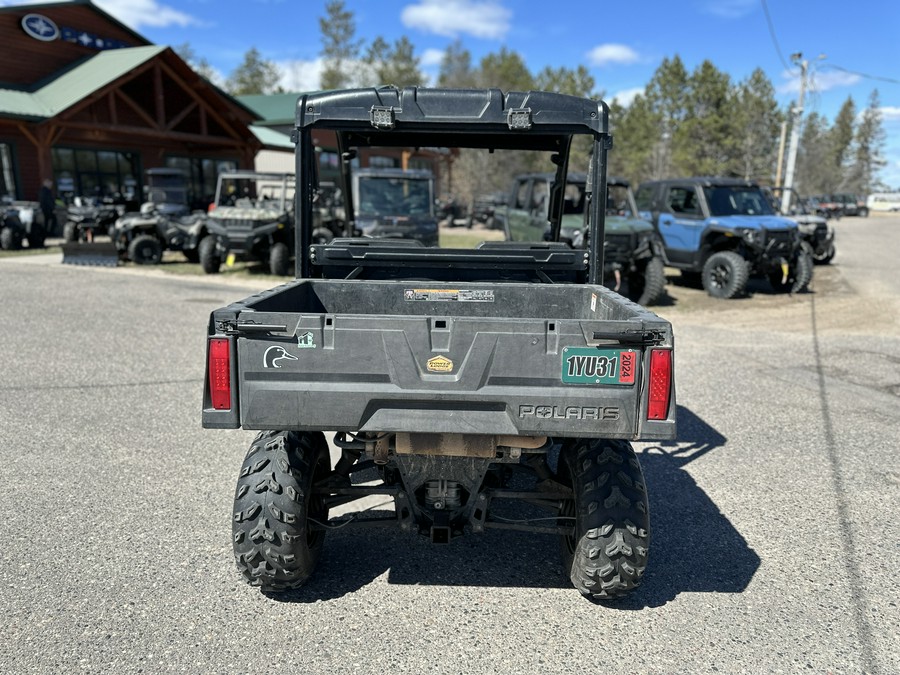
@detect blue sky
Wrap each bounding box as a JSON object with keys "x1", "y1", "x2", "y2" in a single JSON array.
[{"x1": 7, "y1": 0, "x2": 900, "y2": 188}]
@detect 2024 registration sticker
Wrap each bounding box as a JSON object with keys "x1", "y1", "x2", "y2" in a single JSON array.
[{"x1": 561, "y1": 347, "x2": 636, "y2": 385}]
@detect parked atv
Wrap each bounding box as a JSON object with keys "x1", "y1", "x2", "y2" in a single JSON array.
[
  {"x1": 765, "y1": 187, "x2": 836, "y2": 265},
  {"x1": 502, "y1": 173, "x2": 666, "y2": 306},
  {"x1": 1, "y1": 200, "x2": 45, "y2": 250},
  {"x1": 111, "y1": 202, "x2": 208, "y2": 264},
  {"x1": 62, "y1": 197, "x2": 124, "y2": 243}
]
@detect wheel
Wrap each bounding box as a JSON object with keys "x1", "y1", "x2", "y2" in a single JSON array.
[
  {"x1": 1, "y1": 225, "x2": 23, "y2": 251},
  {"x1": 63, "y1": 221, "x2": 78, "y2": 243},
  {"x1": 812, "y1": 241, "x2": 835, "y2": 265},
  {"x1": 858, "y1": 207, "x2": 868, "y2": 218},
  {"x1": 198, "y1": 235, "x2": 220, "y2": 274},
  {"x1": 233, "y1": 430, "x2": 331, "y2": 592},
  {"x1": 558, "y1": 438, "x2": 650, "y2": 602},
  {"x1": 702, "y1": 250, "x2": 749, "y2": 299},
  {"x1": 626, "y1": 256, "x2": 666, "y2": 306},
  {"x1": 27, "y1": 223, "x2": 46, "y2": 249},
  {"x1": 127, "y1": 235, "x2": 163, "y2": 265},
  {"x1": 269, "y1": 241, "x2": 291, "y2": 276},
  {"x1": 768, "y1": 246, "x2": 813, "y2": 294},
  {"x1": 311, "y1": 227, "x2": 334, "y2": 245}
]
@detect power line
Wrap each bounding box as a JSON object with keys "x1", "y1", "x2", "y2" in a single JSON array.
[
  {"x1": 821, "y1": 63, "x2": 900, "y2": 86},
  {"x1": 760, "y1": 0, "x2": 793, "y2": 72}
]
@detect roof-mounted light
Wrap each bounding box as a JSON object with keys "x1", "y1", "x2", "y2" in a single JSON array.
[
  {"x1": 370, "y1": 106, "x2": 395, "y2": 129},
  {"x1": 507, "y1": 107, "x2": 532, "y2": 130}
]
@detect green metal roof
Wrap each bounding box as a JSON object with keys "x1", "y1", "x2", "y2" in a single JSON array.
[
  {"x1": 0, "y1": 45, "x2": 166, "y2": 119},
  {"x1": 249, "y1": 125, "x2": 294, "y2": 149},
  {"x1": 237, "y1": 92, "x2": 303, "y2": 125}
]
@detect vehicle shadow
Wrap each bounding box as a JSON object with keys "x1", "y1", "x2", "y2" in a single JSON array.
[{"x1": 269, "y1": 405, "x2": 759, "y2": 608}]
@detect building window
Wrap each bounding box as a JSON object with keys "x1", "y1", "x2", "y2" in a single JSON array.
[
  {"x1": 51, "y1": 147, "x2": 141, "y2": 205},
  {"x1": 1, "y1": 143, "x2": 17, "y2": 200},
  {"x1": 165, "y1": 156, "x2": 237, "y2": 209}
]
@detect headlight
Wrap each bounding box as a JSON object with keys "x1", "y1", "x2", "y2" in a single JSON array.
[{"x1": 736, "y1": 227, "x2": 762, "y2": 246}]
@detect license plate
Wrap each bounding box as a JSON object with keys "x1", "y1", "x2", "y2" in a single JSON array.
[{"x1": 562, "y1": 347, "x2": 636, "y2": 385}]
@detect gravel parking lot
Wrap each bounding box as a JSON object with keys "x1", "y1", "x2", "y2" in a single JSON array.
[{"x1": 1, "y1": 215, "x2": 897, "y2": 673}]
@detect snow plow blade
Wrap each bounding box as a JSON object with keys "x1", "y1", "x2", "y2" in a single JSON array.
[{"x1": 61, "y1": 241, "x2": 120, "y2": 267}]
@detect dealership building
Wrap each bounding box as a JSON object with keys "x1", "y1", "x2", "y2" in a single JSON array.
[
  {"x1": 1, "y1": 0, "x2": 453, "y2": 222},
  {"x1": 0, "y1": 0, "x2": 270, "y2": 212}
]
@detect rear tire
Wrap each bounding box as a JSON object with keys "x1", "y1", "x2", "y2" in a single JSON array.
[
  {"x1": 1, "y1": 225, "x2": 23, "y2": 250},
  {"x1": 199, "y1": 235, "x2": 220, "y2": 274},
  {"x1": 702, "y1": 250, "x2": 748, "y2": 299},
  {"x1": 127, "y1": 235, "x2": 162, "y2": 265},
  {"x1": 812, "y1": 241, "x2": 835, "y2": 265},
  {"x1": 27, "y1": 223, "x2": 46, "y2": 249},
  {"x1": 627, "y1": 256, "x2": 666, "y2": 306},
  {"x1": 269, "y1": 241, "x2": 291, "y2": 276},
  {"x1": 63, "y1": 221, "x2": 78, "y2": 243},
  {"x1": 558, "y1": 438, "x2": 650, "y2": 602},
  {"x1": 769, "y1": 245, "x2": 813, "y2": 293},
  {"x1": 233, "y1": 430, "x2": 331, "y2": 592}
]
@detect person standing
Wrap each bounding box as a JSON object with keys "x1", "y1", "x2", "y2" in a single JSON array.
[{"x1": 39, "y1": 179, "x2": 57, "y2": 236}]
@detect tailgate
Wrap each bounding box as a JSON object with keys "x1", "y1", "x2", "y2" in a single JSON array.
[{"x1": 202, "y1": 283, "x2": 674, "y2": 441}]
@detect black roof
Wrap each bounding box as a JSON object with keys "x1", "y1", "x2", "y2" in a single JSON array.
[{"x1": 294, "y1": 86, "x2": 608, "y2": 151}]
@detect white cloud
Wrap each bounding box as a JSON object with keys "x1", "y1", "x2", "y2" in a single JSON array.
[
  {"x1": 401, "y1": 1, "x2": 511, "y2": 39},
  {"x1": 777, "y1": 68, "x2": 860, "y2": 95},
  {"x1": 277, "y1": 59, "x2": 325, "y2": 93},
  {"x1": 586, "y1": 44, "x2": 641, "y2": 68},
  {"x1": 880, "y1": 106, "x2": 900, "y2": 122},
  {"x1": 609, "y1": 87, "x2": 644, "y2": 108},
  {"x1": 700, "y1": 0, "x2": 756, "y2": 19},
  {"x1": 93, "y1": 0, "x2": 200, "y2": 29},
  {"x1": 588, "y1": 44, "x2": 642, "y2": 68},
  {"x1": 421, "y1": 48, "x2": 445, "y2": 68}
]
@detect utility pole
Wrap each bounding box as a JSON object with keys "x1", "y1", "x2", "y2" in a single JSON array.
[{"x1": 781, "y1": 53, "x2": 807, "y2": 213}]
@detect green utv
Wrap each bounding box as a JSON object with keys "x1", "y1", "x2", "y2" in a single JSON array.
[
  {"x1": 202, "y1": 87, "x2": 676, "y2": 602},
  {"x1": 500, "y1": 173, "x2": 666, "y2": 306}
]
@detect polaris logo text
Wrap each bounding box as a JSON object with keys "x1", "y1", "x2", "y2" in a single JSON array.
[{"x1": 519, "y1": 405, "x2": 620, "y2": 421}]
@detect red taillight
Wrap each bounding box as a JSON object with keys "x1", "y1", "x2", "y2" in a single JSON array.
[
  {"x1": 208, "y1": 338, "x2": 232, "y2": 410},
  {"x1": 647, "y1": 348, "x2": 672, "y2": 420}
]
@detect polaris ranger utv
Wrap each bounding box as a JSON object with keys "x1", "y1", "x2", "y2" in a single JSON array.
[{"x1": 202, "y1": 87, "x2": 676, "y2": 602}]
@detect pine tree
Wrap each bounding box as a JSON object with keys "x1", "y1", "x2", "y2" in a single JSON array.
[
  {"x1": 437, "y1": 40, "x2": 476, "y2": 88},
  {"x1": 845, "y1": 90, "x2": 887, "y2": 194},
  {"x1": 733, "y1": 68, "x2": 783, "y2": 182},
  {"x1": 225, "y1": 48, "x2": 282, "y2": 96},
  {"x1": 319, "y1": 0, "x2": 363, "y2": 89},
  {"x1": 366, "y1": 36, "x2": 426, "y2": 88}
]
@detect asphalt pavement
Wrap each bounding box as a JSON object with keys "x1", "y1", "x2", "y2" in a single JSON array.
[{"x1": 0, "y1": 216, "x2": 898, "y2": 673}]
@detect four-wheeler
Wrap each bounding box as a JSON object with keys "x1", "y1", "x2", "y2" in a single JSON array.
[
  {"x1": 202, "y1": 86, "x2": 676, "y2": 603},
  {"x1": 765, "y1": 187, "x2": 836, "y2": 265},
  {"x1": 636, "y1": 177, "x2": 813, "y2": 298},
  {"x1": 62, "y1": 197, "x2": 124, "y2": 243},
  {"x1": 502, "y1": 173, "x2": 666, "y2": 305},
  {"x1": 109, "y1": 168, "x2": 209, "y2": 265},
  {"x1": 350, "y1": 168, "x2": 439, "y2": 246},
  {"x1": 200, "y1": 171, "x2": 296, "y2": 276},
  {"x1": 1, "y1": 199, "x2": 45, "y2": 250}
]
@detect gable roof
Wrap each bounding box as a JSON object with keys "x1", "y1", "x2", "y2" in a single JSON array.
[
  {"x1": 0, "y1": 45, "x2": 166, "y2": 119},
  {"x1": 237, "y1": 92, "x2": 303, "y2": 126}
]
